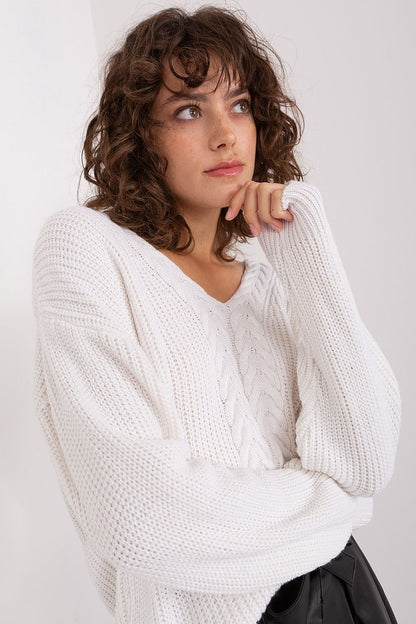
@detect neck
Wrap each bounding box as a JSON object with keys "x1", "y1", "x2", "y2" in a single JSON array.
[{"x1": 177, "y1": 208, "x2": 224, "y2": 265}]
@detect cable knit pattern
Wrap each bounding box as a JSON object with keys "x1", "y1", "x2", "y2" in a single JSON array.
[{"x1": 31, "y1": 180, "x2": 400, "y2": 624}]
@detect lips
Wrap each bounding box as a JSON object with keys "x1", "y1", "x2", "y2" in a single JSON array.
[
  {"x1": 205, "y1": 166, "x2": 243, "y2": 177},
  {"x1": 205, "y1": 159, "x2": 244, "y2": 172}
]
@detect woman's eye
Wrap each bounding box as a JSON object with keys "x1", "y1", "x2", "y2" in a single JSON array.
[
  {"x1": 175, "y1": 98, "x2": 251, "y2": 120},
  {"x1": 176, "y1": 105, "x2": 201, "y2": 120},
  {"x1": 233, "y1": 99, "x2": 251, "y2": 113}
]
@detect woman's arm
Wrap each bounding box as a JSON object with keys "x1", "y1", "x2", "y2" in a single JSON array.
[
  {"x1": 32, "y1": 207, "x2": 373, "y2": 594},
  {"x1": 257, "y1": 181, "x2": 401, "y2": 497}
]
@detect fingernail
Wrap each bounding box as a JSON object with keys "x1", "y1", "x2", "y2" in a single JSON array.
[
  {"x1": 225, "y1": 208, "x2": 232, "y2": 220},
  {"x1": 270, "y1": 223, "x2": 282, "y2": 232},
  {"x1": 249, "y1": 224, "x2": 259, "y2": 235}
]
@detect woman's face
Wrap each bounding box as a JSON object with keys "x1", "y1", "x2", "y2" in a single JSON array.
[{"x1": 150, "y1": 56, "x2": 257, "y2": 218}]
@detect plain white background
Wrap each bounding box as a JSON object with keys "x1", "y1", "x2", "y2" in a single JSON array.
[{"x1": 1, "y1": 0, "x2": 415, "y2": 621}]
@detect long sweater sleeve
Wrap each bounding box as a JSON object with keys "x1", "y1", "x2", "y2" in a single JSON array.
[
  {"x1": 257, "y1": 180, "x2": 401, "y2": 497},
  {"x1": 32, "y1": 208, "x2": 373, "y2": 595}
]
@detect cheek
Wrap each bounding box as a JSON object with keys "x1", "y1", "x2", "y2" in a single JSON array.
[
  {"x1": 165, "y1": 135, "x2": 200, "y2": 172},
  {"x1": 247, "y1": 123, "x2": 257, "y2": 150}
]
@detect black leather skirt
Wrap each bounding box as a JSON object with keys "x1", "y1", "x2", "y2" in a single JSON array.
[{"x1": 256, "y1": 536, "x2": 398, "y2": 624}]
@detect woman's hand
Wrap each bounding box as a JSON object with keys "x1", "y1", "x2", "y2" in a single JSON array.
[{"x1": 225, "y1": 180, "x2": 294, "y2": 236}]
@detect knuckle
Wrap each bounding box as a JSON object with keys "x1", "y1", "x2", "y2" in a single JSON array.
[{"x1": 258, "y1": 183, "x2": 270, "y2": 195}]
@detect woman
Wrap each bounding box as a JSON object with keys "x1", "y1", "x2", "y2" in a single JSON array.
[{"x1": 32, "y1": 6, "x2": 401, "y2": 624}]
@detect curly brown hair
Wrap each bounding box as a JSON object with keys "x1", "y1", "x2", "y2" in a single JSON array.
[{"x1": 79, "y1": 5, "x2": 307, "y2": 262}]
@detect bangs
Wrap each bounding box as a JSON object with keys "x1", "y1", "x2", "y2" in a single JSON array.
[{"x1": 161, "y1": 33, "x2": 253, "y2": 94}]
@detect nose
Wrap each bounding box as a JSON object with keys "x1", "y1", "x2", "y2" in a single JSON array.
[{"x1": 208, "y1": 115, "x2": 236, "y2": 150}]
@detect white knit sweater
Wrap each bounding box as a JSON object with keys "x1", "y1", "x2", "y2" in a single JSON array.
[{"x1": 32, "y1": 180, "x2": 401, "y2": 624}]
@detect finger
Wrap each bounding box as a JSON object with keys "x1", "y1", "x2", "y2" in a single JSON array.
[
  {"x1": 271, "y1": 188, "x2": 294, "y2": 222},
  {"x1": 258, "y1": 188, "x2": 283, "y2": 232},
  {"x1": 225, "y1": 180, "x2": 252, "y2": 220},
  {"x1": 255, "y1": 184, "x2": 288, "y2": 228},
  {"x1": 256, "y1": 183, "x2": 274, "y2": 225},
  {"x1": 241, "y1": 182, "x2": 263, "y2": 234}
]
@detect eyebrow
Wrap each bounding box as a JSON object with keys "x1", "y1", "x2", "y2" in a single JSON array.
[{"x1": 162, "y1": 84, "x2": 249, "y2": 106}]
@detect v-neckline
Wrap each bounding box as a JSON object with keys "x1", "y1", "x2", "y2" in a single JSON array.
[{"x1": 134, "y1": 234, "x2": 256, "y2": 308}]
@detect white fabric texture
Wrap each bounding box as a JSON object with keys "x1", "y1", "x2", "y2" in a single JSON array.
[{"x1": 32, "y1": 180, "x2": 401, "y2": 624}]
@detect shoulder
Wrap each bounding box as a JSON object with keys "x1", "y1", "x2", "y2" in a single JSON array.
[
  {"x1": 32, "y1": 206, "x2": 139, "y2": 331},
  {"x1": 31, "y1": 205, "x2": 141, "y2": 285},
  {"x1": 33, "y1": 205, "x2": 120, "y2": 255}
]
